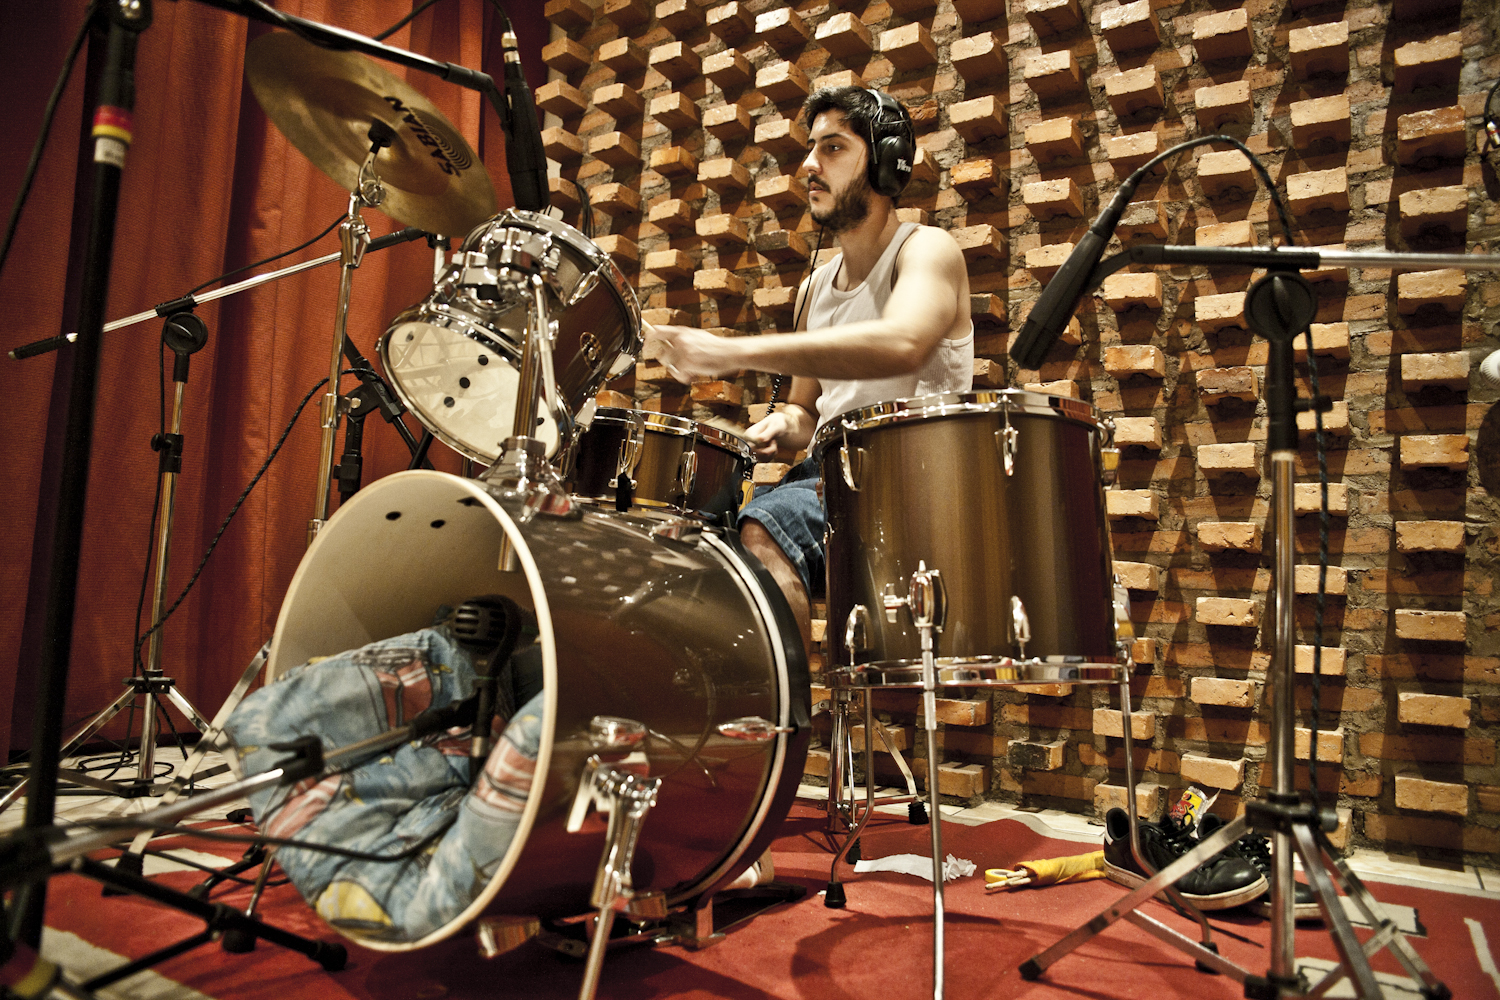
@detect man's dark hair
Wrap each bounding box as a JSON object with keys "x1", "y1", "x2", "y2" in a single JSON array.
[{"x1": 802, "y1": 85, "x2": 885, "y2": 140}]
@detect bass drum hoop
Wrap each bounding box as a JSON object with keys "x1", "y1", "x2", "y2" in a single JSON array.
[{"x1": 265, "y1": 471, "x2": 804, "y2": 952}]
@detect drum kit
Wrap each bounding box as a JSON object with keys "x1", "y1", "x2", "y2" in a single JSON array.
[
  {"x1": 228, "y1": 29, "x2": 1138, "y2": 1000},
  {"x1": 13, "y1": 24, "x2": 1139, "y2": 1000}
]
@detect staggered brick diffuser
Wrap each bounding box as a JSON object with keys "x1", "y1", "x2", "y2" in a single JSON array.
[{"x1": 540, "y1": 0, "x2": 1500, "y2": 862}]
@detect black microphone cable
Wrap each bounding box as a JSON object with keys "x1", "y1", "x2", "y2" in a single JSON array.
[
  {"x1": 1011, "y1": 134, "x2": 1297, "y2": 369},
  {"x1": 768, "y1": 225, "x2": 828, "y2": 407}
]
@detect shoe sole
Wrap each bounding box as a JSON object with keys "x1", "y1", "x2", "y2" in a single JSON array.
[
  {"x1": 1251, "y1": 896, "x2": 1324, "y2": 921},
  {"x1": 1104, "y1": 858, "x2": 1270, "y2": 911}
]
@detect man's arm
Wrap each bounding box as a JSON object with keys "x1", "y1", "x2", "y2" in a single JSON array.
[{"x1": 649, "y1": 227, "x2": 968, "y2": 382}]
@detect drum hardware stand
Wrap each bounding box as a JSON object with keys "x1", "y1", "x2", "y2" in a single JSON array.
[
  {"x1": 4, "y1": 314, "x2": 231, "y2": 870},
  {"x1": 308, "y1": 120, "x2": 393, "y2": 544},
  {"x1": 565, "y1": 716, "x2": 664, "y2": 1000},
  {"x1": 1019, "y1": 255, "x2": 1466, "y2": 999},
  {"x1": 824, "y1": 565, "x2": 950, "y2": 1000},
  {"x1": 823, "y1": 605, "x2": 930, "y2": 863}
]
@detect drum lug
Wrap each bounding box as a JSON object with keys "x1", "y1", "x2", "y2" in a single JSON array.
[
  {"x1": 997, "y1": 420, "x2": 1020, "y2": 477},
  {"x1": 844, "y1": 604, "x2": 870, "y2": 663},
  {"x1": 881, "y1": 564, "x2": 947, "y2": 634},
  {"x1": 839, "y1": 424, "x2": 864, "y2": 491},
  {"x1": 1098, "y1": 415, "x2": 1120, "y2": 486},
  {"x1": 676, "y1": 448, "x2": 699, "y2": 499},
  {"x1": 616, "y1": 412, "x2": 646, "y2": 487},
  {"x1": 1010, "y1": 595, "x2": 1032, "y2": 660}
]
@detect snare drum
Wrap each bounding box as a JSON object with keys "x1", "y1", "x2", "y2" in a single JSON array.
[
  {"x1": 570, "y1": 408, "x2": 753, "y2": 518},
  {"x1": 266, "y1": 471, "x2": 808, "y2": 950},
  {"x1": 814, "y1": 389, "x2": 1121, "y2": 686},
  {"x1": 379, "y1": 211, "x2": 642, "y2": 462}
]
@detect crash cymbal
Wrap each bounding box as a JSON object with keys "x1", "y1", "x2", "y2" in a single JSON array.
[{"x1": 246, "y1": 31, "x2": 496, "y2": 238}]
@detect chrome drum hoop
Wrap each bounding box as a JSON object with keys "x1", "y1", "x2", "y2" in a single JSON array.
[
  {"x1": 265, "y1": 471, "x2": 808, "y2": 952},
  {"x1": 810, "y1": 388, "x2": 1102, "y2": 460},
  {"x1": 379, "y1": 210, "x2": 643, "y2": 464},
  {"x1": 826, "y1": 656, "x2": 1126, "y2": 689}
]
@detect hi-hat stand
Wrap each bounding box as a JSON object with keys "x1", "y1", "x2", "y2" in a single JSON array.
[{"x1": 1018, "y1": 241, "x2": 1500, "y2": 998}]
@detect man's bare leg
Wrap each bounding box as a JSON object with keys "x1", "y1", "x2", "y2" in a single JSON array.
[{"x1": 739, "y1": 518, "x2": 812, "y2": 662}]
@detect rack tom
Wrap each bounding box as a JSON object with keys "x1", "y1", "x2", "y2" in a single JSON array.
[{"x1": 570, "y1": 408, "x2": 752, "y2": 519}]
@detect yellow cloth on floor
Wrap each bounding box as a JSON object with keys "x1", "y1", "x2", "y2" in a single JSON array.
[{"x1": 985, "y1": 851, "x2": 1107, "y2": 887}]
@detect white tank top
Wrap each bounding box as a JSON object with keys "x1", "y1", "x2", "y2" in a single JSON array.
[{"x1": 806, "y1": 222, "x2": 974, "y2": 437}]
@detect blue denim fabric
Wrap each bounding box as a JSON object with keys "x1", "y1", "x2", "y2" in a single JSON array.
[
  {"x1": 224, "y1": 628, "x2": 542, "y2": 944},
  {"x1": 737, "y1": 455, "x2": 824, "y2": 594}
]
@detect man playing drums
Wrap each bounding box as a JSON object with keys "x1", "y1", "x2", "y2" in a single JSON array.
[{"x1": 648, "y1": 86, "x2": 975, "y2": 655}]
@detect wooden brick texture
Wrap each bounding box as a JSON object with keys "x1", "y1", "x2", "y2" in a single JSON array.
[{"x1": 544, "y1": 0, "x2": 1500, "y2": 864}]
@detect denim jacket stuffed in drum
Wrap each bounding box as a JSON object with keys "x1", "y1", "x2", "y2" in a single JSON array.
[{"x1": 224, "y1": 628, "x2": 541, "y2": 945}]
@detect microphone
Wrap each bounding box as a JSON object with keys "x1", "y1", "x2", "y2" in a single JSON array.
[
  {"x1": 499, "y1": 28, "x2": 549, "y2": 213},
  {"x1": 1011, "y1": 174, "x2": 1148, "y2": 370},
  {"x1": 367, "y1": 226, "x2": 429, "y2": 252}
]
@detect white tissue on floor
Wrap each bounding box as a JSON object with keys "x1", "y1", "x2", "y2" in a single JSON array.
[{"x1": 851, "y1": 853, "x2": 976, "y2": 882}]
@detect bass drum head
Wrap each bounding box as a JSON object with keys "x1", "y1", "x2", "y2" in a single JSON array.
[
  {"x1": 381, "y1": 315, "x2": 561, "y2": 461},
  {"x1": 267, "y1": 471, "x2": 808, "y2": 952}
]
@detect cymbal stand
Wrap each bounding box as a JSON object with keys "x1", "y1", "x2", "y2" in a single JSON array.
[{"x1": 308, "y1": 120, "x2": 393, "y2": 545}]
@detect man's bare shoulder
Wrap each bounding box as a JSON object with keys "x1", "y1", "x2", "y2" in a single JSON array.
[{"x1": 899, "y1": 223, "x2": 965, "y2": 265}]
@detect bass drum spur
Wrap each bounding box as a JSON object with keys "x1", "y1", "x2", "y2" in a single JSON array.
[
  {"x1": 265, "y1": 471, "x2": 809, "y2": 951},
  {"x1": 379, "y1": 211, "x2": 642, "y2": 462}
]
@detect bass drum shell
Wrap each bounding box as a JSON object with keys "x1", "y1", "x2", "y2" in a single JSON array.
[
  {"x1": 267, "y1": 471, "x2": 809, "y2": 952},
  {"x1": 815, "y1": 390, "x2": 1116, "y2": 671}
]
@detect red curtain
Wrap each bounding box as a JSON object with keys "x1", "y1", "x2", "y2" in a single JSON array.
[{"x1": 0, "y1": 1, "x2": 546, "y2": 755}]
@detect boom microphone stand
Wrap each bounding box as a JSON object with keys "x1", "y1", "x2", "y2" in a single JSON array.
[{"x1": 1017, "y1": 240, "x2": 1500, "y2": 997}]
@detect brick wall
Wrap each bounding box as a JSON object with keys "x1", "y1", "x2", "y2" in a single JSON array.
[{"x1": 540, "y1": 0, "x2": 1500, "y2": 862}]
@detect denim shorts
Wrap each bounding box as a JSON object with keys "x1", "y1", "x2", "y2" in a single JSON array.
[{"x1": 737, "y1": 455, "x2": 824, "y2": 595}]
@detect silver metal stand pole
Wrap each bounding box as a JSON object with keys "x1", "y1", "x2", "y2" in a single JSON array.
[
  {"x1": 1268, "y1": 449, "x2": 1298, "y2": 979},
  {"x1": 308, "y1": 190, "x2": 370, "y2": 544}
]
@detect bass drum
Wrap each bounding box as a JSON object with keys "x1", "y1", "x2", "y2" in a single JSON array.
[{"x1": 266, "y1": 471, "x2": 809, "y2": 951}]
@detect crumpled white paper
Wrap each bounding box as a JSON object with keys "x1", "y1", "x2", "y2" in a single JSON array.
[{"x1": 852, "y1": 853, "x2": 977, "y2": 882}]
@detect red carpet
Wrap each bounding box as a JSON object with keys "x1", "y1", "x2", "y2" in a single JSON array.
[{"x1": 45, "y1": 800, "x2": 1500, "y2": 999}]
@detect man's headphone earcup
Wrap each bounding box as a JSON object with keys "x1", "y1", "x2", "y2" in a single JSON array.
[{"x1": 871, "y1": 133, "x2": 914, "y2": 198}]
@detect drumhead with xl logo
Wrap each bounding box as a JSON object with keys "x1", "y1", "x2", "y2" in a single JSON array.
[{"x1": 265, "y1": 471, "x2": 808, "y2": 951}]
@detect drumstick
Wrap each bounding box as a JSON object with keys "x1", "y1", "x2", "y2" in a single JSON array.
[{"x1": 697, "y1": 414, "x2": 749, "y2": 436}]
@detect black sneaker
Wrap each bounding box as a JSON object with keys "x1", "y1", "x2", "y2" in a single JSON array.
[
  {"x1": 1197, "y1": 814, "x2": 1323, "y2": 920},
  {"x1": 1103, "y1": 808, "x2": 1268, "y2": 910}
]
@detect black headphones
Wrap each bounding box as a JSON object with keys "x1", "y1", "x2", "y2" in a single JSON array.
[{"x1": 864, "y1": 89, "x2": 915, "y2": 198}]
